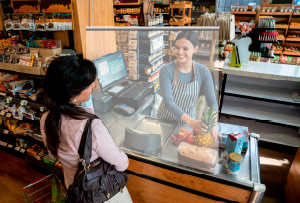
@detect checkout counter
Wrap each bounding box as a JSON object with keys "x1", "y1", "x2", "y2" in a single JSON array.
[{"x1": 92, "y1": 91, "x2": 266, "y2": 203}]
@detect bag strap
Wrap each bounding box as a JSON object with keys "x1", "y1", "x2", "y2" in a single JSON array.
[{"x1": 78, "y1": 115, "x2": 98, "y2": 165}]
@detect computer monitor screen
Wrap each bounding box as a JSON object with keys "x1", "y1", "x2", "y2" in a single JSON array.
[{"x1": 93, "y1": 51, "x2": 128, "y2": 90}]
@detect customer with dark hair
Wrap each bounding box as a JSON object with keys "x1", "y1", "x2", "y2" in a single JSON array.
[
  {"x1": 40, "y1": 56, "x2": 132, "y2": 202},
  {"x1": 158, "y1": 31, "x2": 218, "y2": 136}
]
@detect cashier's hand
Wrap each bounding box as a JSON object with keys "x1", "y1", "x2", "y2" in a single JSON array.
[
  {"x1": 212, "y1": 124, "x2": 222, "y2": 142},
  {"x1": 188, "y1": 119, "x2": 208, "y2": 135}
]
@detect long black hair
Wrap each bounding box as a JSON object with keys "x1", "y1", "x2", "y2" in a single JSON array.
[
  {"x1": 40, "y1": 56, "x2": 97, "y2": 156},
  {"x1": 176, "y1": 31, "x2": 199, "y2": 47}
]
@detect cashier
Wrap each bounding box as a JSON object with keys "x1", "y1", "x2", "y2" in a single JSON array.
[{"x1": 157, "y1": 31, "x2": 218, "y2": 135}]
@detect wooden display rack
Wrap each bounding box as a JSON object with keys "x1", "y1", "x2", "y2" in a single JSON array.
[{"x1": 169, "y1": 1, "x2": 192, "y2": 26}]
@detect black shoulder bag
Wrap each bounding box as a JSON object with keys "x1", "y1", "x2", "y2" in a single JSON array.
[{"x1": 68, "y1": 116, "x2": 128, "y2": 203}]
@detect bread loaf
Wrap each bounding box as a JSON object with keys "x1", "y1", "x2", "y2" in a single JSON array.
[{"x1": 178, "y1": 142, "x2": 217, "y2": 168}]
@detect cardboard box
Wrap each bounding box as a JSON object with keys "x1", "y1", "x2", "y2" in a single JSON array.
[
  {"x1": 225, "y1": 132, "x2": 245, "y2": 154},
  {"x1": 29, "y1": 40, "x2": 62, "y2": 57}
]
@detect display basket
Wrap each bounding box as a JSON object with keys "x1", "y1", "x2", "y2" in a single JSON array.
[{"x1": 22, "y1": 174, "x2": 67, "y2": 203}]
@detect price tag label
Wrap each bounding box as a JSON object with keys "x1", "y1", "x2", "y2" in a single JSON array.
[
  {"x1": 0, "y1": 92, "x2": 6, "y2": 96},
  {"x1": 15, "y1": 146, "x2": 20, "y2": 151},
  {"x1": 0, "y1": 111, "x2": 5, "y2": 116},
  {"x1": 20, "y1": 148, "x2": 25, "y2": 153},
  {"x1": 0, "y1": 141, "x2": 4, "y2": 146},
  {"x1": 6, "y1": 96, "x2": 12, "y2": 104},
  {"x1": 6, "y1": 113, "x2": 11, "y2": 118},
  {"x1": 7, "y1": 144, "x2": 13, "y2": 148},
  {"x1": 20, "y1": 100, "x2": 28, "y2": 106},
  {"x1": 3, "y1": 130, "x2": 9, "y2": 134},
  {"x1": 40, "y1": 107, "x2": 45, "y2": 112}
]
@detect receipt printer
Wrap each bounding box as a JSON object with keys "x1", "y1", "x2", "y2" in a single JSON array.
[{"x1": 92, "y1": 90, "x2": 114, "y2": 113}]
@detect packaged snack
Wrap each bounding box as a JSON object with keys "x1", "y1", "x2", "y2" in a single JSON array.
[
  {"x1": 35, "y1": 13, "x2": 46, "y2": 31},
  {"x1": 12, "y1": 14, "x2": 21, "y2": 30},
  {"x1": 21, "y1": 13, "x2": 35, "y2": 30},
  {"x1": 4, "y1": 14, "x2": 13, "y2": 31}
]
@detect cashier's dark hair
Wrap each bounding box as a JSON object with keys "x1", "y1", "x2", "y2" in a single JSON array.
[
  {"x1": 40, "y1": 55, "x2": 97, "y2": 156},
  {"x1": 176, "y1": 31, "x2": 199, "y2": 47}
]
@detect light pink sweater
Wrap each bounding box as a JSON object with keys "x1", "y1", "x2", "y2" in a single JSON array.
[{"x1": 40, "y1": 107, "x2": 129, "y2": 188}]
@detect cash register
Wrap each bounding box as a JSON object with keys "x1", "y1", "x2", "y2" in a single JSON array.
[{"x1": 92, "y1": 51, "x2": 154, "y2": 113}]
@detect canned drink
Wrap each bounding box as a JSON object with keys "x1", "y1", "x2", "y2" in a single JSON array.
[{"x1": 227, "y1": 152, "x2": 243, "y2": 175}]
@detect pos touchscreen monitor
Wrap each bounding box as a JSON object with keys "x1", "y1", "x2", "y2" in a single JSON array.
[{"x1": 93, "y1": 51, "x2": 128, "y2": 91}]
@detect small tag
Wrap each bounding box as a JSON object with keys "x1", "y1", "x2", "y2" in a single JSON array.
[
  {"x1": 15, "y1": 146, "x2": 20, "y2": 151},
  {"x1": 40, "y1": 107, "x2": 44, "y2": 112},
  {"x1": 20, "y1": 100, "x2": 28, "y2": 106},
  {"x1": 3, "y1": 130, "x2": 9, "y2": 134},
  {"x1": 7, "y1": 144, "x2": 13, "y2": 148},
  {"x1": 0, "y1": 111, "x2": 5, "y2": 116},
  {"x1": 6, "y1": 113, "x2": 11, "y2": 118},
  {"x1": 20, "y1": 148, "x2": 25, "y2": 153},
  {"x1": 0, "y1": 92, "x2": 6, "y2": 96}
]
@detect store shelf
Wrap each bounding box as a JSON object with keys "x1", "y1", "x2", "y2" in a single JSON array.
[
  {"x1": 225, "y1": 80, "x2": 299, "y2": 104},
  {"x1": 26, "y1": 155, "x2": 63, "y2": 175},
  {"x1": 222, "y1": 96, "x2": 300, "y2": 127},
  {"x1": 260, "y1": 12, "x2": 292, "y2": 16},
  {"x1": 0, "y1": 62, "x2": 44, "y2": 76},
  {"x1": 274, "y1": 50, "x2": 283, "y2": 54},
  {"x1": 169, "y1": 20, "x2": 191, "y2": 26},
  {"x1": 289, "y1": 25, "x2": 300, "y2": 29},
  {"x1": 276, "y1": 24, "x2": 289, "y2": 29},
  {"x1": 170, "y1": 4, "x2": 192, "y2": 9},
  {"x1": 283, "y1": 51, "x2": 300, "y2": 56},
  {"x1": 149, "y1": 64, "x2": 164, "y2": 77},
  {"x1": 231, "y1": 11, "x2": 256, "y2": 15},
  {"x1": 115, "y1": 13, "x2": 140, "y2": 15},
  {"x1": 293, "y1": 12, "x2": 300, "y2": 16},
  {"x1": 114, "y1": 3, "x2": 141, "y2": 6},
  {"x1": 285, "y1": 38, "x2": 300, "y2": 42},
  {"x1": 149, "y1": 54, "x2": 165, "y2": 65}
]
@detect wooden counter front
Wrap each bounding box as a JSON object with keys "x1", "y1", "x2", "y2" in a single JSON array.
[{"x1": 126, "y1": 157, "x2": 252, "y2": 203}]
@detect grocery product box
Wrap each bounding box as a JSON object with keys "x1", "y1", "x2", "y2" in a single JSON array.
[{"x1": 225, "y1": 132, "x2": 245, "y2": 154}]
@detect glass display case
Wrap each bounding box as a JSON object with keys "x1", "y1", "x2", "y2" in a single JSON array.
[{"x1": 86, "y1": 26, "x2": 265, "y2": 202}]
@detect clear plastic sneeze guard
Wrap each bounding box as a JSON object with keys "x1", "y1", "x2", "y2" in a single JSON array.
[{"x1": 85, "y1": 26, "x2": 262, "y2": 191}]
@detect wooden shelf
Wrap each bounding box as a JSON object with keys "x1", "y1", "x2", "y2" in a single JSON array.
[
  {"x1": 275, "y1": 24, "x2": 288, "y2": 29},
  {"x1": 283, "y1": 51, "x2": 300, "y2": 56},
  {"x1": 260, "y1": 12, "x2": 292, "y2": 16},
  {"x1": 170, "y1": 4, "x2": 192, "y2": 9},
  {"x1": 231, "y1": 11, "x2": 256, "y2": 15},
  {"x1": 293, "y1": 12, "x2": 300, "y2": 16},
  {"x1": 274, "y1": 50, "x2": 282, "y2": 54},
  {"x1": 289, "y1": 25, "x2": 300, "y2": 29},
  {"x1": 0, "y1": 62, "x2": 44, "y2": 75},
  {"x1": 114, "y1": 3, "x2": 141, "y2": 6},
  {"x1": 285, "y1": 38, "x2": 300, "y2": 42},
  {"x1": 169, "y1": 20, "x2": 191, "y2": 26}
]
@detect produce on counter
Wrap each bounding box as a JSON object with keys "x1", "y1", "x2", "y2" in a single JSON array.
[
  {"x1": 171, "y1": 128, "x2": 195, "y2": 145},
  {"x1": 195, "y1": 108, "x2": 218, "y2": 148}
]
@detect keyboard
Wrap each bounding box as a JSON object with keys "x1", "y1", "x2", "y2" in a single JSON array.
[{"x1": 119, "y1": 81, "x2": 151, "y2": 101}]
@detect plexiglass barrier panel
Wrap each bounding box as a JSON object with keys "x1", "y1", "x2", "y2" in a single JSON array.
[{"x1": 85, "y1": 27, "x2": 238, "y2": 177}]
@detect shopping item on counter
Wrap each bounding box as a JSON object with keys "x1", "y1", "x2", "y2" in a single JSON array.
[
  {"x1": 177, "y1": 142, "x2": 217, "y2": 173},
  {"x1": 225, "y1": 132, "x2": 245, "y2": 154},
  {"x1": 227, "y1": 152, "x2": 243, "y2": 175}
]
